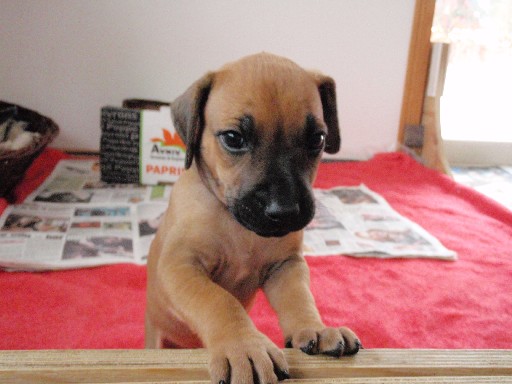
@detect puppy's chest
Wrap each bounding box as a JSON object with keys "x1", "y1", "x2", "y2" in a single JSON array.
[{"x1": 209, "y1": 249, "x2": 275, "y2": 300}]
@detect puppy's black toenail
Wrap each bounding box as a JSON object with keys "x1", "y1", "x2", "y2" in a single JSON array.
[
  {"x1": 344, "y1": 340, "x2": 362, "y2": 356},
  {"x1": 324, "y1": 341, "x2": 344, "y2": 357},
  {"x1": 276, "y1": 368, "x2": 290, "y2": 381},
  {"x1": 300, "y1": 339, "x2": 317, "y2": 355}
]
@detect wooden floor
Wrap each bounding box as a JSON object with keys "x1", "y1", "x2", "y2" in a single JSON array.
[{"x1": 1, "y1": 349, "x2": 511, "y2": 383}]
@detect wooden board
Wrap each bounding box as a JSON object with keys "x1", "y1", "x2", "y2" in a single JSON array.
[
  {"x1": 1, "y1": 349, "x2": 511, "y2": 383},
  {"x1": 397, "y1": 0, "x2": 436, "y2": 145}
]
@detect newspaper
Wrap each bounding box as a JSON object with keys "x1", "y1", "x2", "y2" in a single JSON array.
[
  {"x1": 0, "y1": 160, "x2": 169, "y2": 271},
  {"x1": 0, "y1": 160, "x2": 456, "y2": 271},
  {"x1": 304, "y1": 186, "x2": 456, "y2": 260}
]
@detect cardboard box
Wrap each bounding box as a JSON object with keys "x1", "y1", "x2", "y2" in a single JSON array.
[{"x1": 100, "y1": 100, "x2": 186, "y2": 185}]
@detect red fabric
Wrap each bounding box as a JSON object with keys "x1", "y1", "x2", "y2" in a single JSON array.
[{"x1": 1, "y1": 150, "x2": 511, "y2": 350}]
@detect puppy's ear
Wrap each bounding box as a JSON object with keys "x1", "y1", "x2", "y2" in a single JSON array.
[
  {"x1": 310, "y1": 72, "x2": 341, "y2": 154},
  {"x1": 171, "y1": 72, "x2": 215, "y2": 169}
]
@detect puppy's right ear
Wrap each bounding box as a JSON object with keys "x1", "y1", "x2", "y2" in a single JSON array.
[{"x1": 171, "y1": 72, "x2": 215, "y2": 169}]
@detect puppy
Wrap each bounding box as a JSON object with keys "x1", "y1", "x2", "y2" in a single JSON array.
[{"x1": 146, "y1": 53, "x2": 361, "y2": 384}]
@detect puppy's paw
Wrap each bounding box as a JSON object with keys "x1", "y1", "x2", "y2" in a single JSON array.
[
  {"x1": 285, "y1": 326, "x2": 361, "y2": 357},
  {"x1": 208, "y1": 331, "x2": 289, "y2": 384}
]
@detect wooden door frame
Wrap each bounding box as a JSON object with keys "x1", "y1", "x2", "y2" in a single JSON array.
[{"x1": 397, "y1": 0, "x2": 436, "y2": 146}]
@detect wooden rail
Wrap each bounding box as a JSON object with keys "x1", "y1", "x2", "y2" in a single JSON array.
[{"x1": 1, "y1": 349, "x2": 511, "y2": 383}]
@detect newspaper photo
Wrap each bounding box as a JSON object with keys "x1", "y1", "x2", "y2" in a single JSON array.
[{"x1": 0, "y1": 160, "x2": 456, "y2": 271}]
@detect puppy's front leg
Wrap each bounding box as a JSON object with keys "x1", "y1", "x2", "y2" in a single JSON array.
[
  {"x1": 157, "y1": 261, "x2": 289, "y2": 384},
  {"x1": 264, "y1": 255, "x2": 361, "y2": 357}
]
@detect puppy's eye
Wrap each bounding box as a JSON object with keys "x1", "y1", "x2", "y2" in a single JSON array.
[
  {"x1": 308, "y1": 132, "x2": 326, "y2": 152},
  {"x1": 218, "y1": 130, "x2": 249, "y2": 153}
]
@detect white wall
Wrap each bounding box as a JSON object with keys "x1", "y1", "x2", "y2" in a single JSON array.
[{"x1": 0, "y1": 0, "x2": 414, "y2": 160}]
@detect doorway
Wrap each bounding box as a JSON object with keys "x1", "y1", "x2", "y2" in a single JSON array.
[{"x1": 431, "y1": 0, "x2": 512, "y2": 166}]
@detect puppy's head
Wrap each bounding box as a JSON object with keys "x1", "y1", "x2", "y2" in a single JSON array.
[{"x1": 171, "y1": 53, "x2": 340, "y2": 237}]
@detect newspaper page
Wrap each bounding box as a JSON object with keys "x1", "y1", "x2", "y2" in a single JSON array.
[
  {"x1": 304, "y1": 185, "x2": 457, "y2": 260},
  {"x1": 25, "y1": 159, "x2": 151, "y2": 204},
  {"x1": 0, "y1": 160, "x2": 169, "y2": 271},
  {"x1": 0, "y1": 160, "x2": 456, "y2": 271}
]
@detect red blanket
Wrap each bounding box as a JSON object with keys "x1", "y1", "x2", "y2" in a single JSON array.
[{"x1": 1, "y1": 149, "x2": 511, "y2": 350}]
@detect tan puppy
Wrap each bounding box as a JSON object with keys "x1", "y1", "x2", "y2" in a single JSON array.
[{"x1": 146, "y1": 53, "x2": 361, "y2": 384}]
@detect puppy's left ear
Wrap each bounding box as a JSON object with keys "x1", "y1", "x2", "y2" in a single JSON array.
[
  {"x1": 310, "y1": 73, "x2": 341, "y2": 154},
  {"x1": 171, "y1": 72, "x2": 215, "y2": 169}
]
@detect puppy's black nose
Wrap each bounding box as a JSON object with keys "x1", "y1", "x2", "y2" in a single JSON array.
[{"x1": 264, "y1": 200, "x2": 300, "y2": 222}]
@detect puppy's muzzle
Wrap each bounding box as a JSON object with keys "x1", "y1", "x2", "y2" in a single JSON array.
[{"x1": 231, "y1": 179, "x2": 315, "y2": 238}]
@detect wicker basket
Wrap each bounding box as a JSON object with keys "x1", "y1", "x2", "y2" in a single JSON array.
[{"x1": 0, "y1": 101, "x2": 59, "y2": 200}]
